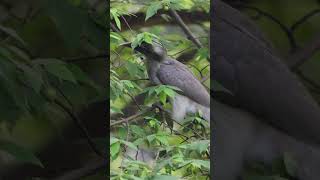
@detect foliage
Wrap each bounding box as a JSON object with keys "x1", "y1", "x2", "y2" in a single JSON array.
[
  {"x1": 0, "y1": 0, "x2": 106, "y2": 175},
  {"x1": 110, "y1": 0, "x2": 210, "y2": 179}
]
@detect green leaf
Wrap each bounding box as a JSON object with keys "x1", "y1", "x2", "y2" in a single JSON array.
[
  {"x1": 114, "y1": 16, "x2": 121, "y2": 30},
  {"x1": 212, "y1": 80, "x2": 233, "y2": 95},
  {"x1": 110, "y1": 8, "x2": 121, "y2": 30},
  {"x1": 0, "y1": 140, "x2": 43, "y2": 167},
  {"x1": 5, "y1": 45, "x2": 30, "y2": 61},
  {"x1": 110, "y1": 137, "x2": 120, "y2": 145},
  {"x1": 84, "y1": 14, "x2": 107, "y2": 49},
  {"x1": 110, "y1": 141, "x2": 121, "y2": 159},
  {"x1": 181, "y1": 140, "x2": 209, "y2": 154},
  {"x1": 159, "y1": 91, "x2": 167, "y2": 105},
  {"x1": 151, "y1": 175, "x2": 179, "y2": 180},
  {"x1": 44, "y1": 0, "x2": 86, "y2": 48},
  {"x1": 196, "y1": 47, "x2": 209, "y2": 61},
  {"x1": 110, "y1": 32, "x2": 122, "y2": 41},
  {"x1": 148, "y1": 119, "x2": 158, "y2": 128},
  {"x1": 133, "y1": 138, "x2": 145, "y2": 146},
  {"x1": 120, "y1": 140, "x2": 138, "y2": 151},
  {"x1": 164, "y1": 88, "x2": 176, "y2": 98},
  {"x1": 131, "y1": 32, "x2": 158, "y2": 49},
  {"x1": 130, "y1": 125, "x2": 146, "y2": 137},
  {"x1": 111, "y1": 106, "x2": 123, "y2": 115},
  {"x1": 68, "y1": 64, "x2": 99, "y2": 90},
  {"x1": 34, "y1": 59, "x2": 77, "y2": 83},
  {"x1": 191, "y1": 159, "x2": 210, "y2": 169},
  {"x1": 145, "y1": 2, "x2": 163, "y2": 21},
  {"x1": 22, "y1": 65, "x2": 43, "y2": 93},
  {"x1": 126, "y1": 61, "x2": 139, "y2": 77},
  {"x1": 146, "y1": 134, "x2": 156, "y2": 143},
  {"x1": 156, "y1": 133, "x2": 169, "y2": 146},
  {"x1": 0, "y1": 25, "x2": 27, "y2": 46},
  {"x1": 131, "y1": 33, "x2": 145, "y2": 49}
]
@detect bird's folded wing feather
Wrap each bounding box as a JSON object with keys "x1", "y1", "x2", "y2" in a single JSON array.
[
  {"x1": 157, "y1": 60, "x2": 210, "y2": 107},
  {"x1": 213, "y1": 0, "x2": 320, "y2": 145}
]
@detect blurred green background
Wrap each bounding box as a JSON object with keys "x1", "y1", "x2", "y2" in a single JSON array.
[{"x1": 0, "y1": 0, "x2": 107, "y2": 179}]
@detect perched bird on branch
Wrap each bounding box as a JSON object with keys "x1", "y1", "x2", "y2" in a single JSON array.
[{"x1": 122, "y1": 41, "x2": 210, "y2": 122}]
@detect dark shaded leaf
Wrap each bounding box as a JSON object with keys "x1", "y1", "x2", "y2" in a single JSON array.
[
  {"x1": 0, "y1": 25, "x2": 27, "y2": 46},
  {"x1": 0, "y1": 140, "x2": 43, "y2": 167},
  {"x1": 34, "y1": 58, "x2": 76, "y2": 83}
]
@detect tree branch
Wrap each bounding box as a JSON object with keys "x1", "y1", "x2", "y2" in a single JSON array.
[
  {"x1": 53, "y1": 99, "x2": 106, "y2": 159},
  {"x1": 110, "y1": 106, "x2": 155, "y2": 127},
  {"x1": 63, "y1": 54, "x2": 107, "y2": 62},
  {"x1": 169, "y1": 9, "x2": 203, "y2": 48},
  {"x1": 234, "y1": 4, "x2": 298, "y2": 51},
  {"x1": 119, "y1": 10, "x2": 209, "y2": 31},
  {"x1": 291, "y1": 9, "x2": 320, "y2": 31},
  {"x1": 287, "y1": 33, "x2": 320, "y2": 70}
]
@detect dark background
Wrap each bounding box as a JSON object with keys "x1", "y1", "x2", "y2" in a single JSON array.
[{"x1": 0, "y1": 0, "x2": 107, "y2": 179}]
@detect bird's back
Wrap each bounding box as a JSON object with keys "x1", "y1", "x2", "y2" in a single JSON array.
[
  {"x1": 212, "y1": 0, "x2": 320, "y2": 146},
  {"x1": 157, "y1": 58, "x2": 210, "y2": 107}
]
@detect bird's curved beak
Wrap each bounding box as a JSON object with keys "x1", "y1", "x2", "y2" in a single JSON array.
[{"x1": 119, "y1": 42, "x2": 150, "y2": 55}]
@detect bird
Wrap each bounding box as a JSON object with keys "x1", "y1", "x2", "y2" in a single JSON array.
[
  {"x1": 213, "y1": 0, "x2": 320, "y2": 148},
  {"x1": 212, "y1": 0, "x2": 320, "y2": 179},
  {"x1": 122, "y1": 41, "x2": 210, "y2": 123}
]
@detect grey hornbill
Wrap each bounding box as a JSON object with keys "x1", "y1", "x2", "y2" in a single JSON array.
[
  {"x1": 122, "y1": 41, "x2": 210, "y2": 122},
  {"x1": 212, "y1": 0, "x2": 320, "y2": 180},
  {"x1": 119, "y1": 41, "x2": 210, "y2": 168}
]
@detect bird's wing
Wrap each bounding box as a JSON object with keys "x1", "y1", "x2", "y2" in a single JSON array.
[
  {"x1": 233, "y1": 55, "x2": 320, "y2": 145},
  {"x1": 157, "y1": 60, "x2": 210, "y2": 107},
  {"x1": 213, "y1": 1, "x2": 320, "y2": 145}
]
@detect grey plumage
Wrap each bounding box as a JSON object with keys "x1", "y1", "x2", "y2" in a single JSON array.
[
  {"x1": 212, "y1": 1, "x2": 320, "y2": 179},
  {"x1": 213, "y1": 99, "x2": 320, "y2": 180},
  {"x1": 157, "y1": 59, "x2": 210, "y2": 107},
  {"x1": 213, "y1": 0, "x2": 320, "y2": 146},
  {"x1": 128, "y1": 42, "x2": 210, "y2": 122}
]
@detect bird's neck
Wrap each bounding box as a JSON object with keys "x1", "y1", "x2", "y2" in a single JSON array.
[{"x1": 146, "y1": 59, "x2": 162, "y2": 84}]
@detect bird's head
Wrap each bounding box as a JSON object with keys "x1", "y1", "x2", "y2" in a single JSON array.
[{"x1": 121, "y1": 41, "x2": 167, "y2": 62}]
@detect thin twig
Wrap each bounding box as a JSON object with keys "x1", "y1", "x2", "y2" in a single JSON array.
[
  {"x1": 188, "y1": 63, "x2": 204, "y2": 78},
  {"x1": 110, "y1": 22, "x2": 130, "y2": 44},
  {"x1": 153, "y1": 104, "x2": 206, "y2": 139},
  {"x1": 235, "y1": 4, "x2": 298, "y2": 51},
  {"x1": 291, "y1": 9, "x2": 320, "y2": 31},
  {"x1": 51, "y1": 84, "x2": 106, "y2": 159},
  {"x1": 200, "y1": 64, "x2": 210, "y2": 73},
  {"x1": 126, "y1": 92, "x2": 142, "y2": 111},
  {"x1": 296, "y1": 70, "x2": 320, "y2": 95},
  {"x1": 54, "y1": 99, "x2": 106, "y2": 159},
  {"x1": 121, "y1": 16, "x2": 134, "y2": 33},
  {"x1": 287, "y1": 33, "x2": 320, "y2": 69},
  {"x1": 110, "y1": 106, "x2": 155, "y2": 126},
  {"x1": 63, "y1": 54, "x2": 107, "y2": 62},
  {"x1": 169, "y1": 9, "x2": 203, "y2": 48}
]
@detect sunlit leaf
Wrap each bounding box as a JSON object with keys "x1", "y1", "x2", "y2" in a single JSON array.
[{"x1": 145, "y1": 2, "x2": 163, "y2": 21}]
